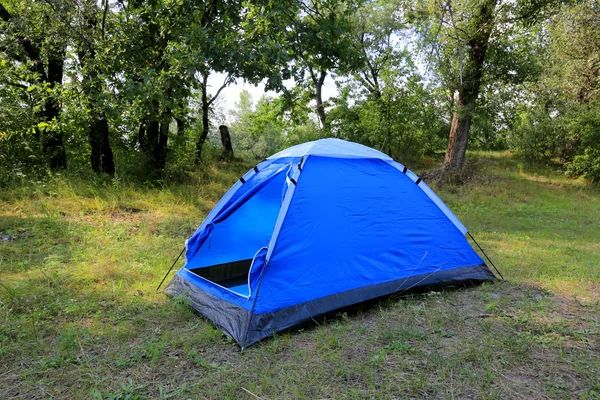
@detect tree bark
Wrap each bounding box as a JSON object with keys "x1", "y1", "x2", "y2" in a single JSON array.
[
  {"x1": 138, "y1": 120, "x2": 148, "y2": 152},
  {"x1": 155, "y1": 113, "x2": 170, "y2": 170},
  {"x1": 176, "y1": 118, "x2": 185, "y2": 139},
  {"x1": 444, "y1": 93, "x2": 473, "y2": 169},
  {"x1": 310, "y1": 68, "x2": 328, "y2": 130},
  {"x1": 219, "y1": 125, "x2": 234, "y2": 160},
  {"x1": 89, "y1": 114, "x2": 115, "y2": 175},
  {"x1": 195, "y1": 72, "x2": 211, "y2": 162},
  {"x1": 443, "y1": 0, "x2": 497, "y2": 170},
  {"x1": 146, "y1": 119, "x2": 160, "y2": 165},
  {"x1": 136, "y1": 98, "x2": 170, "y2": 170},
  {"x1": 137, "y1": 107, "x2": 170, "y2": 170},
  {"x1": 43, "y1": 51, "x2": 67, "y2": 170},
  {"x1": 86, "y1": 107, "x2": 115, "y2": 175}
]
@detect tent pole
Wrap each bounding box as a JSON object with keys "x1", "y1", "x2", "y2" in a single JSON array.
[
  {"x1": 240, "y1": 258, "x2": 269, "y2": 352},
  {"x1": 156, "y1": 247, "x2": 185, "y2": 291},
  {"x1": 467, "y1": 232, "x2": 504, "y2": 280}
]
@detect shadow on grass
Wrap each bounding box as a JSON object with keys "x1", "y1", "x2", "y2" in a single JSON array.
[{"x1": 0, "y1": 215, "x2": 86, "y2": 273}]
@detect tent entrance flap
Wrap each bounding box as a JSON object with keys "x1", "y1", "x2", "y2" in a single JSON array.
[
  {"x1": 188, "y1": 259, "x2": 252, "y2": 296},
  {"x1": 183, "y1": 164, "x2": 289, "y2": 297},
  {"x1": 186, "y1": 164, "x2": 288, "y2": 270}
]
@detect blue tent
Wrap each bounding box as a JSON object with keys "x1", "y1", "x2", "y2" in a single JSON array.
[{"x1": 165, "y1": 138, "x2": 496, "y2": 347}]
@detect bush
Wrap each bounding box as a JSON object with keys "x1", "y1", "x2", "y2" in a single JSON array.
[
  {"x1": 0, "y1": 130, "x2": 49, "y2": 187},
  {"x1": 564, "y1": 104, "x2": 600, "y2": 181},
  {"x1": 568, "y1": 149, "x2": 600, "y2": 182},
  {"x1": 510, "y1": 107, "x2": 562, "y2": 163},
  {"x1": 509, "y1": 101, "x2": 600, "y2": 182}
]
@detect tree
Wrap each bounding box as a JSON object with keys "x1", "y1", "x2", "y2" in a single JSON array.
[
  {"x1": 346, "y1": 0, "x2": 414, "y2": 154},
  {"x1": 195, "y1": 72, "x2": 233, "y2": 162},
  {"x1": 229, "y1": 89, "x2": 255, "y2": 152},
  {"x1": 219, "y1": 125, "x2": 234, "y2": 160},
  {"x1": 0, "y1": 1, "x2": 67, "y2": 170},
  {"x1": 110, "y1": 0, "x2": 192, "y2": 171},
  {"x1": 74, "y1": 0, "x2": 115, "y2": 175},
  {"x1": 287, "y1": 0, "x2": 361, "y2": 130},
  {"x1": 413, "y1": 0, "x2": 561, "y2": 171},
  {"x1": 441, "y1": 0, "x2": 496, "y2": 170},
  {"x1": 190, "y1": 0, "x2": 299, "y2": 162},
  {"x1": 544, "y1": 0, "x2": 600, "y2": 180},
  {"x1": 547, "y1": 0, "x2": 599, "y2": 105}
]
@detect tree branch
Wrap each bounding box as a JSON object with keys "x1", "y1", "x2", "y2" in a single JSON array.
[
  {"x1": 207, "y1": 73, "x2": 232, "y2": 107},
  {"x1": 5, "y1": 81, "x2": 30, "y2": 90},
  {"x1": 360, "y1": 41, "x2": 381, "y2": 93},
  {"x1": 318, "y1": 69, "x2": 326, "y2": 86},
  {"x1": 355, "y1": 73, "x2": 376, "y2": 93},
  {"x1": 101, "y1": 0, "x2": 109, "y2": 40},
  {"x1": 446, "y1": 1, "x2": 464, "y2": 86},
  {"x1": 0, "y1": 2, "x2": 10, "y2": 21},
  {"x1": 308, "y1": 66, "x2": 317, "y2": 85}
]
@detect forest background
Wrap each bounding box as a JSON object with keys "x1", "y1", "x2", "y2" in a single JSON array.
[{"x1": 1, "y1": 0, "x2": 599, "y2": 184}]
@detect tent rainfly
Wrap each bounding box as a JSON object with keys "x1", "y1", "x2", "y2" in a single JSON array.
[{"x1": 164, "y1": 138, "x2": 497, "y2": 348}]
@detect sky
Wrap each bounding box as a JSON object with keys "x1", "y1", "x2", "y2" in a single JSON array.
[{"x1": 208, "y1": 72, "x2": 339, "y2": 117}]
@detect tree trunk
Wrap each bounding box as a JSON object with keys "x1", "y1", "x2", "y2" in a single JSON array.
[
  {"x1": 87, "y1": 110, "x2": 114, "y2": 175},
  {"x1": 444, "y1": 93, "x2": 473, "y2": 169},
  {"x1": 42, "y1": 51, "x2": 67, "y2": 170},
  {"x1": 41, "y1": 99, "x2": 67, "y2": 170},
  {"x1": 443, "y1": 0, "x2": 497, "y2": 170},
  {"x1": 81, "y1": 66, "x2": 115, "y2": 175},
  {"x1": 89, "y1": 114, "x2": 115, "y2": 175},
  {"x1": 138, "y1": 120, "x2": 148, "y2": 152},
  {"x1": 155, "y1": 113, "x2": 170, "y2": 170},
  {"x1": 146, "y1": 119, "x2": 160, "y2": 167},
  {"x1": 137, "y1": 106, "x2": 169, "y2": 170},
  {"x1": 311, "y1": 68, "x2": 328, "y2": 130},
  {"x1": 137, "y1": 99, "x2": 171, "y2": 170},
  {"x1": 176, "y1": 117, "x2": 185, "y2": 139},
  {"x1": 219, "y1": 125, "x2": 234, "y2": 160},
  {"x1": 195, "y1": 73, "x2": 210, "y2": 162}
]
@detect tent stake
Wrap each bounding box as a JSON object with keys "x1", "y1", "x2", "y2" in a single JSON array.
[
  {"x1": 468, "y1": 232, "x2": 504, "y2": 280},
  {"x1": 156, "y1": 247, "x2": 185, "y2": 291}
]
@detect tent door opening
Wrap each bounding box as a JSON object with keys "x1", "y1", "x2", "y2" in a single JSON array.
[
  {"x1": 188, "y1": 259, "x2": 253, "y2": 296},
  {"x1": 183, "y1": 163, "x2": 291, "y2": 297}
]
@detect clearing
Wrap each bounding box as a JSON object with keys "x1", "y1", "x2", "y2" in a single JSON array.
[{"x1": 1, "y1": 153, "x2": 599, "y2": 399}]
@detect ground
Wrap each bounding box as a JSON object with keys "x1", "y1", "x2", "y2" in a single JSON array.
[{"x1": 0, "y1": 153, "x2": 599, "y2": 399}]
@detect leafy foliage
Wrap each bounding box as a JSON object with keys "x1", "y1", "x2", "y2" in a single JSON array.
[
  {"x1": 504, "y1": 0, "x2": 600, "y2": 180},
  {"x1": 0, "y1": 0, "x2": 599, "y2": 183},
  {"x1": 229, "y1": 90, "x2": 321, "y2": 158}
]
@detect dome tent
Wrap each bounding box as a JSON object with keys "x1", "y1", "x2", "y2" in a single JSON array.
[{"x1": 164, "y1": 138, "x2": 497, "y2": 348}]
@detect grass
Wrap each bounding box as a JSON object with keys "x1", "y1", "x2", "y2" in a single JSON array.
[{"x1": 1, "y1": 152, "x2": 599, "y2": 399}]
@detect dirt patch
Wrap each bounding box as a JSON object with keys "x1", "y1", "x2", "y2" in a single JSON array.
[{"x1": 424, "y1": 159, "x2": 497, "y2": 188}]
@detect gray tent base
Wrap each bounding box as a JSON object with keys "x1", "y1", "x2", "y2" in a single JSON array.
[{"x1": 164, "y1": 264, "x2": 496, "y2": 349}]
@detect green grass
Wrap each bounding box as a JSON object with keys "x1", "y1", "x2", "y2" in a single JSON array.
[{"x1": 1, "y1": 153, "x2": 599, "y2": 399}]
